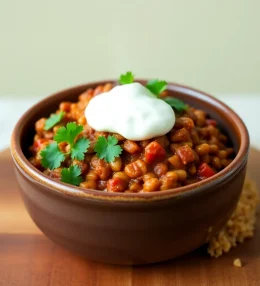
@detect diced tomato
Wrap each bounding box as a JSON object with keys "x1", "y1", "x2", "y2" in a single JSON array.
[
  {"x1": 145, "y1": 141, "x2": 166, "y2": 164},
  {"x1": 175, "y1": 145, "x2": 195, "y2": 165},
  {"x1": 197, "y1": 163, "x2": 215, "y2": 179},
  {"x1": 33, "y1": 139, "x2": 48, "y2": 151},
  {"x1": 206, "y1": 119, "x2": 217, "y2": 127},
  {"x1": 107, "y1": 177, "x2": 127, "y2": 192}
]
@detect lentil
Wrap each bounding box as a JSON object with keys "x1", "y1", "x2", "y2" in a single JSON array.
[
  {"x1": 168, "y1": 154, "x2": 184, "y2": 169},
  {"x1": 143, "y1": 178, "x2": 160, "y2": 192},
  {"x1": 154, "y1": 163, "x2": 168, "y2": 177}
]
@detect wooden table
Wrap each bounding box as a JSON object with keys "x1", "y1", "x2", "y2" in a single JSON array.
[{"x1": 0, "y1": 149, "x2": 260, "y2": 286}]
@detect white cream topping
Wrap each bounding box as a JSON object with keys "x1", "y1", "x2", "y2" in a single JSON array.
[{"x1": 85, "y1": 82, "x2": 175, "y2": 140}]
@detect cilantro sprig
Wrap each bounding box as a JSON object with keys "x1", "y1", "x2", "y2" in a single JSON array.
[
  {"x1": 163, "y1": 97, "x2": 187, "y2": 112},
  {"x1": 94, "y1": 135, "x2": 122, "y2": 163},
  {"x1": 55, "y1": 122, "x2": 83, "y2": 145},
  {"x1": 44, "y1": 112, "x2": 65, "y2": 131},
  {"x1": 54, "y1": 122, "x2": 90, "y2": 160},
  {"x1": 40, "y1": 142, "x2": 65, "y2": 169},
  {"x1": 146, "y1": 79, "x2": 167, "y2": 98},
  {"x1": 119, "y1": 71, "x2": 187, "y2": 112},
  {"x1": 61, "y1": 165, "x2": 83, "y2": 186},
  {"x1": 40, "y1": 122, "x2": 90, "y2": 172},
  {"x1": 119, "y1": 72, "x2": 134, "y2": 85},
  {"x1": 71, "y1": 137, "x2": 90, "y2": 161}
]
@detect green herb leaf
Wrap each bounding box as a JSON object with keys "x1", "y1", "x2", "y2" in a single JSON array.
[
  {"x1": 94, "y1": 135, "x2": 122, "y2": 163},
  {"x1": 61, "y1": 165, "x2": 83, "y2": 186},
  {"x1": 71, "y1": 137, "x2": 90, "y2": 160},
  {"x1": 40, "y1": 142, "x2": 65, "y2": 170},
  {"x1": 54, "y1": 122, "x2": 83, "y2": 145},
  {"x1": 163, "y1": 97, "x2": 187, "y2": 112},
  {"x1": 44, "y1": 112, "x2": 65, "y2": 131},
  {"x1": 119, "y1": 71, "x2": 134, "y2": 85},
  {"x1": 146, "y1": 79, "x2": 167, "y2": 97}
]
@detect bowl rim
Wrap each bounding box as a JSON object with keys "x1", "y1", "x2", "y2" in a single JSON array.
[{"x1": 11, "y1": 80, "x2": 249, "y2": 202}]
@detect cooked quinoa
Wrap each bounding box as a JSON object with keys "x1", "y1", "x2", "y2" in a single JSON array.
[
  {"x1": 208, "y1": 178, "x2": 259, "y2": 257},
  {"x1": 233, "y1": 258, "x2": 242, "y2": 267}
]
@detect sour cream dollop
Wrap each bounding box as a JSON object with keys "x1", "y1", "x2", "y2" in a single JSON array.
[{"x1": 85, "y1": 82, "x2": 175, "y2": 141}]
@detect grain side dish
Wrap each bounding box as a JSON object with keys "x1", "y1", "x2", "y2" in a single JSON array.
[
  {"x1": 29, "y1": 72, "x2": 235, "y2": 192},
  {"x1": 208, "y1": 178, "x2": 259, "y2": 258}
]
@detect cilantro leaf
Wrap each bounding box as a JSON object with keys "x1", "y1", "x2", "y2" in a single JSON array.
[
  {"x1": 54, "y1": 122, "x2": 83, "y2": 145},
  {"x1": 44, "y1": 112, "x2": 65, "y2": 131},
  {"x1": 119, "y1": 72, "x2": 134, "y2": 85},
  {"x1": 71, "y1": 137, "x2": 90, "y2": 160},
  {"x1": 94, "y1": 135, "x2": 122, "y2": 163},
  {"x1": 163, "y1": 97, "x2": 187, "y2": 112},
  {"x1": 40, "y1": 142, "x2": 65, "y2": 170},
  {"x1": 146, "y1": 79, "x2": 167, "y2": 97},
  {"x1": 61, "y1": 165, "x2": 83, "y2": 186}
]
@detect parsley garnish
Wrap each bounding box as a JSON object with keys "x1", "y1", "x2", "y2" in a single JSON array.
[
  {"x1": 54, "y1": 122, "x2": 83, "y2": 145},
  {"x1": 119, "y1": 72, "x2": 134, "y2": 85},
  {"x1": 40, "y1": 122, "x2": 90, "y2": 170},
  {"x1": 71, "y1": 137, "x2": 90, "y2": 160},
  {"x1": 44, "y1": 112, "x2": 65, "y2": 131},
  {"x1": 94, "y1": 135, "x2": 122, "y2": 163},
  {"x1": 163, "y1": 97, "x2": 187, "y2": 112},
  {"x1": 40, "y1": 142, "x2": 65, "y2": 170},
  {"x1": 54, "y1": 122, "x2": 90, "y2": 160},
  {"x1": 146, "y1": 79, "x2": 167, "y2": 97},
  {"x1": 61, "y1": 165, "x2": 83, "y2": 186}
]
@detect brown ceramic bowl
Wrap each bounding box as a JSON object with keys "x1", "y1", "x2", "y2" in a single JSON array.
[{"x1": 11, "y1": 80, "x2": 249, "y2": 265}]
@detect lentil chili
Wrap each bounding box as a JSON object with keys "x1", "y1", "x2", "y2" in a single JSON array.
[{"x1": 29, "y1": 83, "x2": 235, "y2": 192}]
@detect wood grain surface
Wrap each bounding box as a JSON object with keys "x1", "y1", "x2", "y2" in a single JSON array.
[{"x1": 0, "y1": 149, "x2": 259, "y2": 286}]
